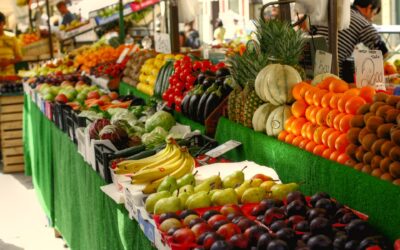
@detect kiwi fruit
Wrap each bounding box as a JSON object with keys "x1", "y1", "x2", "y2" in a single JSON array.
[
  {"x1": 385, "y1": 109, "x2": 400, "y2": 123},
  {"x1": 389, "y1": 146, "x2": 400, "y2": 162},
  {"x1": 358, "y1": 127, "x2": 370, "y2": 144},
  {"x1": 376, "y1": 123, "x2": 394, "y2": 139},
  {"x1": 393, "y1": 179, "x2": 400, "y2": 186},
  {"x1": 345, "y1": 144, "x2": 358, "y2": 160},
  {"x1": 371, "y1": 155, "x2": 383, "y2": 169},
  {"x1": 354, "y1": 163, "x2": 364, "y2": 171},
  {"x1": 350, "y1": 115, "x2": 365, "y2": 128},
  {"x1": 375, "y1": 105, "x2": 392, "y2": 118},
  {"x1": 345, "y1": 159, "x2": 357, "y2": 167},
  {"x1": 381, "y1": 141, "x2": 396, "y2": 157},
  {"x1": 361, "y1": 133, "x2": 378, "y2": 151},
  {"x1": 373, "y1": 93, "x2": 388, "y2": 103},
  {"x1": 355, "y1": 147, "x2": 366, "y2": 162},
  {"x1": 371, "y1": 139, "x2": 386, "y2": 155},
  {"x1": 391, "y1": 128, "x2": 400, "y2": 146},
  {"x1": 385, "y1": 95, "x2": 400, "y2": 107},
  {"x1": 380, "y1": 157, "x2": 392, "y2": 172},
  {"x1": 362, "y1": 152, "x2": 374, "y2": 164},
  {"x1": 366, "y1": 116, "x2": 384, "y2": 132},
  {"x1": 347, "y1": 128, "x2": 361, "y2": 145},
  {"x1": 381, "y1": 173, "x2": 394, "y2": 182},
  {"x1": 370, "y1": 101, "x2": 386, "y2": 113},
  {"x1": 371, "y1": 168, "x2": 383, "y2": 178},
  {"x1": 363, "y1": 112, "x2": 375, "y2": 124},
  {"x1": 356, "y1": 103, "x2": 371, "y2": 115},
  {"x1": 389, "y1": 162, "x2": 400, "y2": 178},
  {"x1": 361, "y1": 165, "x2": 372, "y2": 174}
]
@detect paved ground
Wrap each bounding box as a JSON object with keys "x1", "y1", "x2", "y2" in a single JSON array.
[{"x1": 0, "y1": 168, "x2": 66, "y2": 250}]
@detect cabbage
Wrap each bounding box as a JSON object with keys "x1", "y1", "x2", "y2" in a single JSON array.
[
  {"x1": 107, "y1": 108, "x2": 128, "y2": 116},
  {"x1": 99, "y1": 125, "x2": 129, "y2": 149},
  {"x1": 110, "y1": 109, "x2": 136, "y2": 124},
  {"x1": 89, "y1": 119, "x2": 111, "y2": 139},
  {"x1": 141, "y1": 126, "x2": 168, "y2": 149},
  {"x1": 78, "y1": 110, "x2": 104, "y2": 120},
  {"x1": 144, "y1": 111, "x2": 175, "y2": 133}
]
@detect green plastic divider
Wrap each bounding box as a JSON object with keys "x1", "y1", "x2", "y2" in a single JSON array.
[
  {"x1": 119, "y1": 82, "x2": 150, "y2": 101},
  {"x1": 215, "y1": 117, "x2": 400, "y2": 241}
]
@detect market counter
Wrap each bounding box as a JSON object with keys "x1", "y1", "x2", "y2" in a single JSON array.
[
  {"x1": 24, "y1": 95, "x2": 154, "y2": 250},
  {"x1": 215, "y1": 117, "x2": 400, "y2": 241}
]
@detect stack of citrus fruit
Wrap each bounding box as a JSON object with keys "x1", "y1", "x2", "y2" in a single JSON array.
[{"x1": 278, "y1": 76, "x2": 376, "y2": 165}]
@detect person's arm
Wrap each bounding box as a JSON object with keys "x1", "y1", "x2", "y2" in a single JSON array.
[
  {"x1": 12, "y1": 37, "x2": 22, "y2": 63},
  {"x1": 359, "y1": 24, "x2": 389, "y2": 57}
]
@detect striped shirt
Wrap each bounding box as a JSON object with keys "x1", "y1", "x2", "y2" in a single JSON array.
[{"x1": 313, "y1": 8, "x2": 388, "y2": 70}]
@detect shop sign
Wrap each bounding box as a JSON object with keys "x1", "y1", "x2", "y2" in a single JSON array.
[
  {"x1": 314, "y1": 50, "x2": 332, "y2": 75},
  {"x1": 154, "y1": 33, "x2": 171, "y2": 54},
  {"x1": 354, "y1": 49, "x2": 385, "y2": 90}
]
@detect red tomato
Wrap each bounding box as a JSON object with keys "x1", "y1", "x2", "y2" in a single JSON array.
[
  {"x1": 175, "y1": 96, "x2": 182, "y2": 106},
  {"x1": 162, "y1": 92, "x2": 168, "y2": 101},
  {"x1": 216, "y1": 62, "x2": 226, "y2": 69},
  {"x1": 168, "y1": 93, "x2": 174, "y2": 103},
  {"x1": 202, "y1": 60, "x2": 211, "y2": 69},
  {"x1": 186, "y1": 75, "x2": 196, "y2": 84},
  {"x1": 169, "y1": 76, "x2": 178, "y2": 86},
  {"x1": 182, "y1": 55, "x2": 191, "y2": 63},
  {"x1": 395, "y1": 240, "x2": 400, "y2": 250},
  {"x1": 185, "y1": 81, "x2": 194, "y2": 90},
  {"x1": 193, "y1": 61, "x2": 202, "y2": 71},
  {"x1": 210, "y1": 65, "x2": 218, "y2": 72},
  {"x1": 174, "y1": 60, "x2": 181, "y2": 68}
]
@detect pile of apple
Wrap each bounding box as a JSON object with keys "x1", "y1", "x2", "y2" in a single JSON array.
[
  {"x1": 145, "y1": 168, "x2": 299, "y2": 215},
  {"x1": 155, "y1": 191, "x2": 390, "y2": 250}
]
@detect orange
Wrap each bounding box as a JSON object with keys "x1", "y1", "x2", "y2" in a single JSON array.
[
  {"x1": 313, "y1": 90, "x2": 329, "y2": 107},
  {"x1": 291, "y1": 100, "x2": 308, "y2": 118},
  {"x1": 314, "y1": 126, "x2": 327, "y2": 145},
  {"x1": 313, "y1": 145, "x2": 327, "y2": 156},
  {"x1": 285, "y1": 134, "x2": 296, "y2": 144},
  {"x1": 305, "y1": 141, "x2": 317, "y2": 153},
  {"x1": 322, "y1": 128, "x2": 336, "y2": 146},
  {"x1": 299, "y1": 139, "x2": 310, "y2": 149},
  {"x1": 306, "y1": 123, "x2": 318, "y2": 140},
  {"x1": 321, "y1": 92, "x2": 335, "y2": 108},
  {"x1": 329, "y1": 93, "x2": 344, "y2": 109},
  {"x1": 339, "y1": 114, "x2": 353, "y2": 132},
  {"x1": 278, "y1": 131, "x2": 289, "y2": 141},
  {"x1": 292, "y1": 82, "x2": 310, "y2": 101},
  {"x1": 284, "y1": 116, "x2": 296, "y2": 133},
  {"x1": 337, "y1": 94, "x2": 354, "y2": 113},
  {"x1": 337, "y1": 153, "x2": 350, "y2": 164},
  {"x1": 359, "y1": 86, "x2": 376, "y2": 103},
  {"x1": 330, "y1": 151, "x2": 341, "y2": 161},
  {"x1": 292, "y1": 136, "x2": 304, "y2": 147},
  {"x1": 317, "y1": 76, "x2": 337, "y2": 90},
  {"x1": 305, "y1": 106, "x2": 316, "y2": 121},
  {"x1": 333, "y1": 113, "x2": 347, "y2": 131},
  {"x1": 322, "y1": 148, "x2": 334, "y2": 159},
  {"x1": 344, "y1": 88, "x2": 360, "y2": 96},
  {"x1": 345, "y1": 96, "x2": 367, "y2": 115},
  {"x1": 329, "y1": 79, "x2": 349, "y2": 93},
  {"x1": 326, "y1": 109, "x2": 340, "y2": 128},
  {"x1": 316, "y1": 107, "x2": 331, "y2": 126},
  {"x1": 304, "y1": 88, "x2": 317, "y2": 105},
  {"x1": 291, "y1": 118, "x2": 307, "y2": 136},
  {"x1": 301, "y1": 122, "x2": 311, "y2": 138},
  {"x1": 309, "y1": 107, "x2": 321, "y2": 125},
  {"x1": 299, "y1": 85, "x2": 314, "y2": 100},
  {"x1": 327, "y1": 131, "x2": 342, "y2": 149},
  {"x1": 335, "y1": 133, "x2": 349, "y2": 153}
]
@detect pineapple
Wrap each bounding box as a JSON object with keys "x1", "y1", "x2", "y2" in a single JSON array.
[
  {"x1": 243, "y1": 83, "x2": 264, "y2": 128},
  {"x1": 228, "y1": 86, "x2": 242, "y2": 121}
]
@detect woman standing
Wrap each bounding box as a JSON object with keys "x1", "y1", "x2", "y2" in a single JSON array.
[
  {"x1": 0, "y1": 12, "x2": 22, "y2": 76},
  {"x1": 213, "y1": 19, "x2": 226, "y2": 45}
]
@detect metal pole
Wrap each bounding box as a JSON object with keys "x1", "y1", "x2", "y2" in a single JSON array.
[
  {"x1": 328, "y1": 0, "x2": 339, "y2": 75},
  {"x1": 118, "y1": 0, "x2": 125, "y2": 43},
  {"x1": 45, "y1": 0, "x2": 54, "y2": 58},
  {"x1": 169, "y1": 0, "x2": 179, "y2": 53}
]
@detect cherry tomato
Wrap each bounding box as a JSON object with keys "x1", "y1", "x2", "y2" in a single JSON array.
[
  {"x1": 182, "y1": 55, "x2": 191, "y2": 64},
  {"x1": 210, "y1": 65, "x2": 218, "y2": 72},
  {"x1": 175, "y1": 81, "x2": 184, "y2": 91},
  {"x1": 169, "y1": 76, "x2": 178, "y2": 86},
  {"x1": 168, "y1": 93, "x2": 174, "y2": 103},
  {"x1": 174, "y1": 96, "x2": 183, "y2": 107},
  {"x1": 216, "y1": 62, "x2": 226, "y2": 69},
  {"x1": 173, "y1": 87, "x2": 181, "y2": 96},
  {"x1": 202, "y1": 60, "x2": 211, "y2": 69},
  {"x1": 162, "y1": 92, "x2": 168, "y2": 101},
  {"x1": 186, "y1": 75, "x2": 196, "y2": 85},
  {"x1": 193, "y1": 61, "x2": 202, "y2": 71},
  {"x1": 175, "y1": 105, "x2": 182, "y2": 112},
  {"x1": 174, "y1": 60, "x2": 181, "y2": 68},
  {"x1": 185, "y1": 81, "x2": 194, "y2": 90}
]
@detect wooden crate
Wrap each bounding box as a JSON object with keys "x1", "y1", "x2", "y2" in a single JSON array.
[{"x1": 0, "y1": 96, "x2": 24, "y2": 173}]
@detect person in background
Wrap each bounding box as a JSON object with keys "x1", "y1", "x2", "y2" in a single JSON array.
[
  {"x1": 213, "y1": 19, "x2": 225, "y2": 45},
  {"x1": 179, "y1": 31, "x2": 186, "y2": 48},
  {"x1": 56, "y1": 1, "x2": 77, "y2": 26},
  {"x1": 233, "y1": 19, "x2": 244, "y2": 40},
  {"x1": 0, "y1": 12, "x2": 22, "y2": 76},
  {"x1": 184, "y1": 21, "x2": 201, "y2": 49},
  {"x1": 312, "y1": 0, "x2": 388, "y2": 73}
]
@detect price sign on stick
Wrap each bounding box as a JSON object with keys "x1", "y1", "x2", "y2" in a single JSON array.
[
  {"x1": 154, "y1": 33, "x2": 171, "y2": 54},
  {"x1": 116, "y1": 48, "x2": 130, "y2": 64},
  {"x1": 314, "y1": 50, "x2": 332, "y2": 76},
  {"x1": 354, "y1": 49, "x2": 385, "y2": 90}
]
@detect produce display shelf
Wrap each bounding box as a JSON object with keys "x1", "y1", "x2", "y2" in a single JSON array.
[{"x1": 215, "y1": 117, "x2": 400, "y2": 241}]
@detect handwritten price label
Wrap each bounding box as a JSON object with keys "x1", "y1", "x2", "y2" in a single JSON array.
[
  {"x1": 154, "y1": 33, "x2": 171, "y2": 54},
  {"x1": 314, "y1": 50, "x2": 332, "y2": 76},
  {"x1": 354, "y1": 49, "x2": 385, "y2": 89}
]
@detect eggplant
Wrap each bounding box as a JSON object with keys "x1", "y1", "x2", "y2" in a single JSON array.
[
  {"x1": 202, "y1": 77, "x2": 215, "y2": 88},
  {"x1": 181, "y1": 93, "x2": 192, "y2": 116},
  {"x1": 215, "y1": 77, "x2": 225, "y2": 86},
  {"x1": 196, "y1": 83, "x2": 218, "y2": 123},
  {"x1": 188, "y1": 86, "x2": 204, "y2": 120},
  {"x1": 196, "y1": 73, "x2": 206, "y2": 85},
  {"x1": 204, "y1": 86, "x2": 223, "y2": 121},
  {"x1": 221, "y1": 83, "x2": 233, "y2": 97},
  {"x1": 216, "y1": 67, "x2": 230, "y2": 78}
]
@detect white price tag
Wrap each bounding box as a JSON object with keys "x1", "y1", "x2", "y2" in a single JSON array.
[
  {"x1": 206, "y1": 140, "x2": 242, "y2": 158},
  {"x1": 314, "y1": 50, "x2": 332, "y2": 76},
  {"x1": 116, "y1": 48, "x2": 130, "y2": 64},
  {"x1": 123, "y1": 187, "x2": 136, "y2": 220},
  {"x1": 204, "y1": 49, "x2": 210, "y2": 59},
  {"x1": 129, "y1": 44, "x2": 139, "y2": 55},
  {"x1": 354, "y1": 49, "x2": 385, "y2": 89},
  {"x1": 154, "y1": 33, "x2": 171, "y2": 54},
  {"x1": 375, "y1": 82, "x2": 386, "y2": 91}
]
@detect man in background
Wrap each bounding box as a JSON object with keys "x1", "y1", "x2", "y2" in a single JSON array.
[
  {"x1": 184, "y1": 21, "x2": 201, "y2": 49},
  {"x1": 0, "y1": 12, "x2": 22, "y2": 76},
  {"x1": 56, "y1": 1, "x2": 77, "y2": 26}
]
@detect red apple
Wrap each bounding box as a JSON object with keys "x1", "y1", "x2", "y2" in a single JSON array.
[
  {"x1": 87, "y1": 91, "x2": 100, "y2": 100},
  {"x1": 203, "y1": 232, "x2": 224, "y2": 250},
  {"x1": 228, "y1": 234, "x2": 248, "y2": 249},
  {"x1": 75, "y1": 81, "x2": 86, "y2": 87},
  {"x1": 60, "y1": 81, "x2": 73, "y2": 87},
  {"x1": 220, "y1": 204, "x2": 242, "y2": 217},
  {"x1": 207, "y1": 214, "x2": 227, "y2": 228},
  {"x1": 172, "y1": 228, "x2": 196, "y2": 244},
  {"x1": 395, "y1": 239, "x2": 400, "y2": 250},
  {"x1": 108, "y1": 91, "x2": 119, "y2": 100},
  {"x1": 251, "y1": 174, "x2": 273, "y2": 182},
  {"x1": 55, "y1": 93, "x2": 68, "y2": 103},
  {"x1": 191, "y1": 222, "x2": 212, "y2": 239},
  {"x1": 216, "y1": 223, "x2": 241, "y2": 240},
  {"x1": 99, "y1": 95, "x2": 111, "y2": 103}
]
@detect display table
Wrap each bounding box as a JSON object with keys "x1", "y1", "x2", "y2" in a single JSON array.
[
  {"x1": 215, "y1": 117, "x2": 400, "y2": 241},
  {"x1": 24, "y1": 95, "x2": 155, "y2": 250}
]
